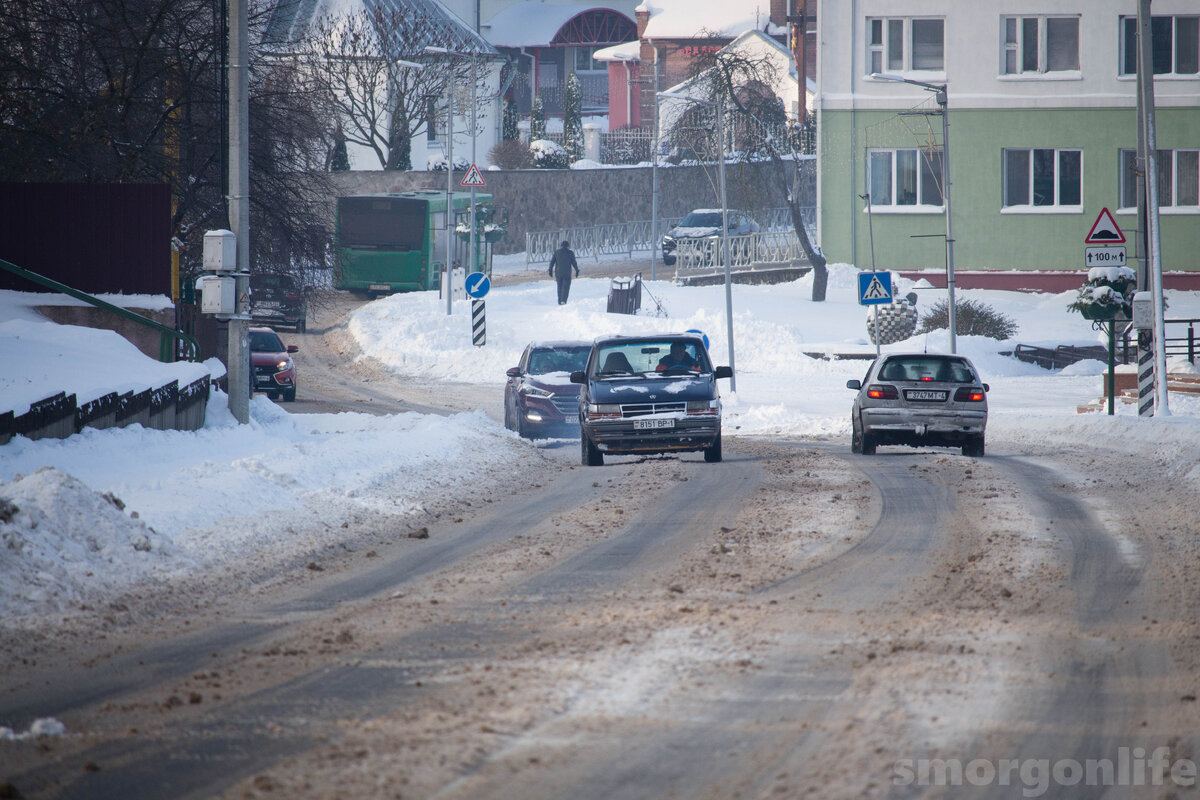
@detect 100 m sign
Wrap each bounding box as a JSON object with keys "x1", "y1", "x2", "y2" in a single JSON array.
[{"x1": 1085, "y1": 246, "x2": 1127, "y2": 268}]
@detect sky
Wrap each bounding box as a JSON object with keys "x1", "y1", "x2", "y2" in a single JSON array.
[{"x1": 4, "y1": 253, "x2": 1200, "y2": 638}]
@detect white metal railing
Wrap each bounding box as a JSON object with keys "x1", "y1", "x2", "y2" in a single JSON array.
[
  {"x1": 669, "y1": 230, "x2": 810, "y2": 277},
  {"x1": 524, "y1": 207, "x2": 813, "y2": 270}
]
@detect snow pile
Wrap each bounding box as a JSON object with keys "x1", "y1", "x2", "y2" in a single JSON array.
[{"x1": 0, "y1": 466, "x2": 177, "y2": 612}]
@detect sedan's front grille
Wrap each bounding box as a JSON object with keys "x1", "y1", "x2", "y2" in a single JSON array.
[{"x1": 620, "y1": 402, "x2": 687, "y2": 418}]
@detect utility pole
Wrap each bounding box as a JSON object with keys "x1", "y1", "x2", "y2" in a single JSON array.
[
  {"x1": 1137, "y1": 0, "x2": 1170, "y2": 415},
  {"x1": 227, "y1": 0, "x2": 250, "y2": 423}
]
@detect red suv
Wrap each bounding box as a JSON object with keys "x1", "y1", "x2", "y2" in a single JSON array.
[{"x1": 249, "y1": 326, "x2": 298, "y2": 402}]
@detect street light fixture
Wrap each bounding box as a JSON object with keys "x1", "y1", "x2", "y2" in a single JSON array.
[
  {"x1": 871, "y1": 72, "x2": 957, "y2": 353},
  {"x1": 657, "y1": 90, "x2": 737, "y2": 391}
]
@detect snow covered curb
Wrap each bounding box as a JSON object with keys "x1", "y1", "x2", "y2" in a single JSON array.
[{"x1": 0, "y1": 396, "x2": 543, "y2": 626}]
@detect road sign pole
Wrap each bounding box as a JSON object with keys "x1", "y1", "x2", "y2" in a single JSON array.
[{"x1": 873, "y1": 305, "x2": 880, "y2": 359}]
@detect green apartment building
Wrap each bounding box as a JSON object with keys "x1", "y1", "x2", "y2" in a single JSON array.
[{"x1": 816, "y1": 2, "x2": 1199, "y2": 278}]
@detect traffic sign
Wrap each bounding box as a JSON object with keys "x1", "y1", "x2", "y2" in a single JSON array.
[
  {"x1": 1085, "y1": 246, "x2": 1127, "y2": 268},
  {"x1": 857, "y1": 271, "x2": 893, "y2": 305},
  {"x1": 460, "y1": 163, "x2": 486, "y2": 187},
  {"x1": 464, "y1": 271, "x2": 490, "y2": 299},
  {"x1": 1085, "y1": 207, "x2": 1125, "y2": 244}
]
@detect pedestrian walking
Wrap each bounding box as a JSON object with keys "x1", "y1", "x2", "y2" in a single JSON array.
[{"x1": 548, "y1": 240, "x2": 580, "y2": 305}]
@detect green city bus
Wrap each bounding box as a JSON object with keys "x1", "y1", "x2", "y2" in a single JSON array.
[{"x1": 334, "y1": 190, "x2": 490, "y2": 294}]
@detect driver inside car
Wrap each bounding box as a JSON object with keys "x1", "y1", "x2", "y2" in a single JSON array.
[{"x1": 656, "y1": 342, "x2": 700, "y2": 372}]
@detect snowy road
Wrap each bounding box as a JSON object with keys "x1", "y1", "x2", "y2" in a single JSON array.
[{"x1": 3, "y1": 434, "x2": 1198, "y2": 799}]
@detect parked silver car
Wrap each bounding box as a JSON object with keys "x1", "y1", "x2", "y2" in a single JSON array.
[
  {"x1": 846, "y1": 353, "x2": 989, "y2": 456},
  {"x1": 661, "y1": 209, "x2": 760, "y2": 266}
]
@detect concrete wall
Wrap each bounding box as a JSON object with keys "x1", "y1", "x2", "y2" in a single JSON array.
[{"x1": 328, "y1": 161, "x2": 791, "y2": 254}]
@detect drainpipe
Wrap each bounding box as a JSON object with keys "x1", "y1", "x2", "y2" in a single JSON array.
[
  {"x1": 622, "y1": 61, "x2": 632, "y2": 126},
  {"x1": 849, "y1": 0, "x2": 858, "y2": 271},
  {"x1": 521, "y1": 47, "x2": 536, "y2": 134}
]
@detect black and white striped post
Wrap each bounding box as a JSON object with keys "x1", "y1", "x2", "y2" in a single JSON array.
[
  {"x1": 464, "y1": 272, "x2": 490, "y2": 348},
  {"x1": 471, "y1": 299, "x2": 485, "y2": 346},
  {"x1": 1132, "y1": 291, "x2": 1155, "y2": 416}
]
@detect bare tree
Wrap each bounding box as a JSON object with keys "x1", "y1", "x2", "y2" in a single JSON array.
[
  {"x1": 299, "y1": 4, "x2": 502, "y2": 171},
  {"x1": 0, "y1": 0, "x2": 335, "y2": 286},
  {"x1": 676, "y1": 39, "x2": 828, "y2": 301}
]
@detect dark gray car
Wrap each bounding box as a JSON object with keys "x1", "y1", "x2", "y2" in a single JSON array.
[
  {"x1": 846, "y1": 353, "x2": 989, "y2": 456},
  {"x1": 571, "y1": 334, "x2": 733, "y2": 466}
]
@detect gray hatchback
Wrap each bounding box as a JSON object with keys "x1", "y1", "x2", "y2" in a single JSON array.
[{"x1": 846, "y1": 353, "x2": 989, "y2": 456}]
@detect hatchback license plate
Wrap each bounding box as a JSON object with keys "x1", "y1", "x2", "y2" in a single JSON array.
[
  {"x1": 633, "y1": 418, "x2": 675, "y2": 430},
  {"x1": 905, "y1": 390, "x2": 947, "y2": 401}
]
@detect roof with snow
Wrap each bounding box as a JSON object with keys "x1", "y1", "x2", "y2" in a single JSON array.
[
  {"x1": 639, "y1": 0, "x2": 785, "y2": 39},
  {"x1": 263, "y1": 0, "x2": 498, "y2": 55},
  {"x1": 594, "y1": 40, "x2": 641, "y2": 62},
  {"x1": 484, "y1": 3, "x2": 634, "y2": 48}
]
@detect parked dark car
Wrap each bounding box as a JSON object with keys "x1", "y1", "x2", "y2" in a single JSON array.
[
  {"x1": 249, "y1": 326, "x2": 298, "y2": 402},
  {"x1": 250, "y1": 272, "x2": 308, "y2": 332},
  {"x1": 504, "y1": 341, "x2": 592, "y2": 439},
  {"x1": 661, "y1": 209, "x2": 760, "y2": 266},
  {"x1": 571, "y1": 334, "x2": 733, "y2": 465},
  {"x1": 846, "y1": 353, "x2": 988, "y2": 456}
]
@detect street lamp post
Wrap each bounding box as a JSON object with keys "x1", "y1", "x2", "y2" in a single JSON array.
[
  {"x1": 657, "y1": 90, "x2": 737, "y2": 391},
  {"x1": 425, "y1": 46, "x2": 474, "y2": 317},
  {"x1": 871, "y1": 73, "x2": 957, "y2": 353}
]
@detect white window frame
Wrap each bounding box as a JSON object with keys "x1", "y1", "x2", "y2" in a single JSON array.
[
  {"x1": 572, "y1": 46, "x2": 605, "y2": 75},
  {"x1": 1119, "y1": 148, "x2": 1200, "y2": 212},
  {"x1": 1119, "y1": 15, "x2": 1200, "y2": 77},
  {"x1": 867, "y1": 146, "x2": 945, "y2": 211},
  {"x1": 1002, "y1": 148, "x2": 1083, "y2": 212},
  {"x1": 1001, "y1": 15, "x2": 1080, "y2": 76},
  {"x1": 867, "y1": 17, "x2": 945, "y2": 75}
]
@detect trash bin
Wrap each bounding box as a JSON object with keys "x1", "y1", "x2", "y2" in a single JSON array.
[{"x1": 607, "y1": 273, "x2": 642, "y2": 315}]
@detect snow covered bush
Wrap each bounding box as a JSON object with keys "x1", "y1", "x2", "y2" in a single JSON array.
[
  {"x1": 530, "y1": 139, "x2": 569, "y2": 169},
  {"x1": 1068, "y1": 266, "x2": 1137, "y2": 320},
  {"x1": 427, "y1": 153, "x2": 470, "y2": 172}
]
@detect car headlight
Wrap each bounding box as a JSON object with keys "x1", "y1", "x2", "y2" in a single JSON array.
[
  {"x1": 519, "y1": 384, "x2": 553, "y2": 398},
  {"x1": 276, "y1": 359, "x2": 292, "y2": 371},
  {"x1": 586, "y1": 403, "x2": 621, "y2": 418}
]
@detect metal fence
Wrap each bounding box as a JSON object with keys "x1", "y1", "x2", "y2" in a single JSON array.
[
  {"x1": 667, "y1": 230, "x2": 811, "y2": 275},
  {"x1": 525, "y1": 206, "x2": 815, "y2": 271},
  {"x1": 601, "y1": 129, "x2": 654, "y2": 165}
]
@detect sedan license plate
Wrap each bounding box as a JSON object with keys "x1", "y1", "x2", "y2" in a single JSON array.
[
  {"x1": 633, "y1": 418, "x2": 675, "y2": 430},
  {"x1": 905, "y1": 389, "x2": 947, "y2": 402}
]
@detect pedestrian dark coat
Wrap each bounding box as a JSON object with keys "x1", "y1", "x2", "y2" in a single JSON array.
[{"x1": 548, "y1": 241, "x2": 579, "y2": 305}]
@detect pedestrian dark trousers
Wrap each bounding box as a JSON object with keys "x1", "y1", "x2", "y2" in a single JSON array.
[{"x1": 556, "y1": 273, "x2": 573, "y2": 304}]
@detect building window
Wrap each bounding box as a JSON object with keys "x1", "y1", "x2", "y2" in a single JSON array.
[
  {"x1": 868, "y1": 147, "x2": 944, "y2": 207},
  {"x1": 573, "y1": 46, "x2": 603, "y2": 73},
  {"x1": 426, "y1": 97, "x2": 439, "y2": 142},
  {"x1": 1120, "y1": 148, "x2": 1200, "y2": 209},
  {"x1": 1002, "y1": 16, "x2": 1079, "y2": 74},
  {"x1": 1120, "y1": 16, "x2": 1199, "y2": 76},
  {"x1": 868, "y1": 17, "x2": 944, "y2": 74},
  {"x1": 1003, "y1": 148, "x2": 1082, "y2": 208}
]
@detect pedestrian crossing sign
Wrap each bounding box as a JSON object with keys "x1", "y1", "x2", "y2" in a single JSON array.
[
  {"x1": 461, "y1": 163, "x2": 486, "y2": 187},
  {"x1": 858, "y1": 271, "x2": 893, "y2": 305}
]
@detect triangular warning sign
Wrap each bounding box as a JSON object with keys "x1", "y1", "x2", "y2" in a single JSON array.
[
  {"x1": 862, "y1": 276, "x2": 891, "y2": 300},
  {"x1": 460, "y1": 163, "x2": 486, "y2": 187},
  {"x1": 1085, "y1": 207, "x2": 1125, "y2": 244}
]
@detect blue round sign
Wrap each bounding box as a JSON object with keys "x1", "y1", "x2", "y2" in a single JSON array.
[
  {"x1": 464, "y1": 272, "x2": 490, "y2": 299},
  {"x1": 685, "y1": 328, "x2": 710, "y2": 351}
]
